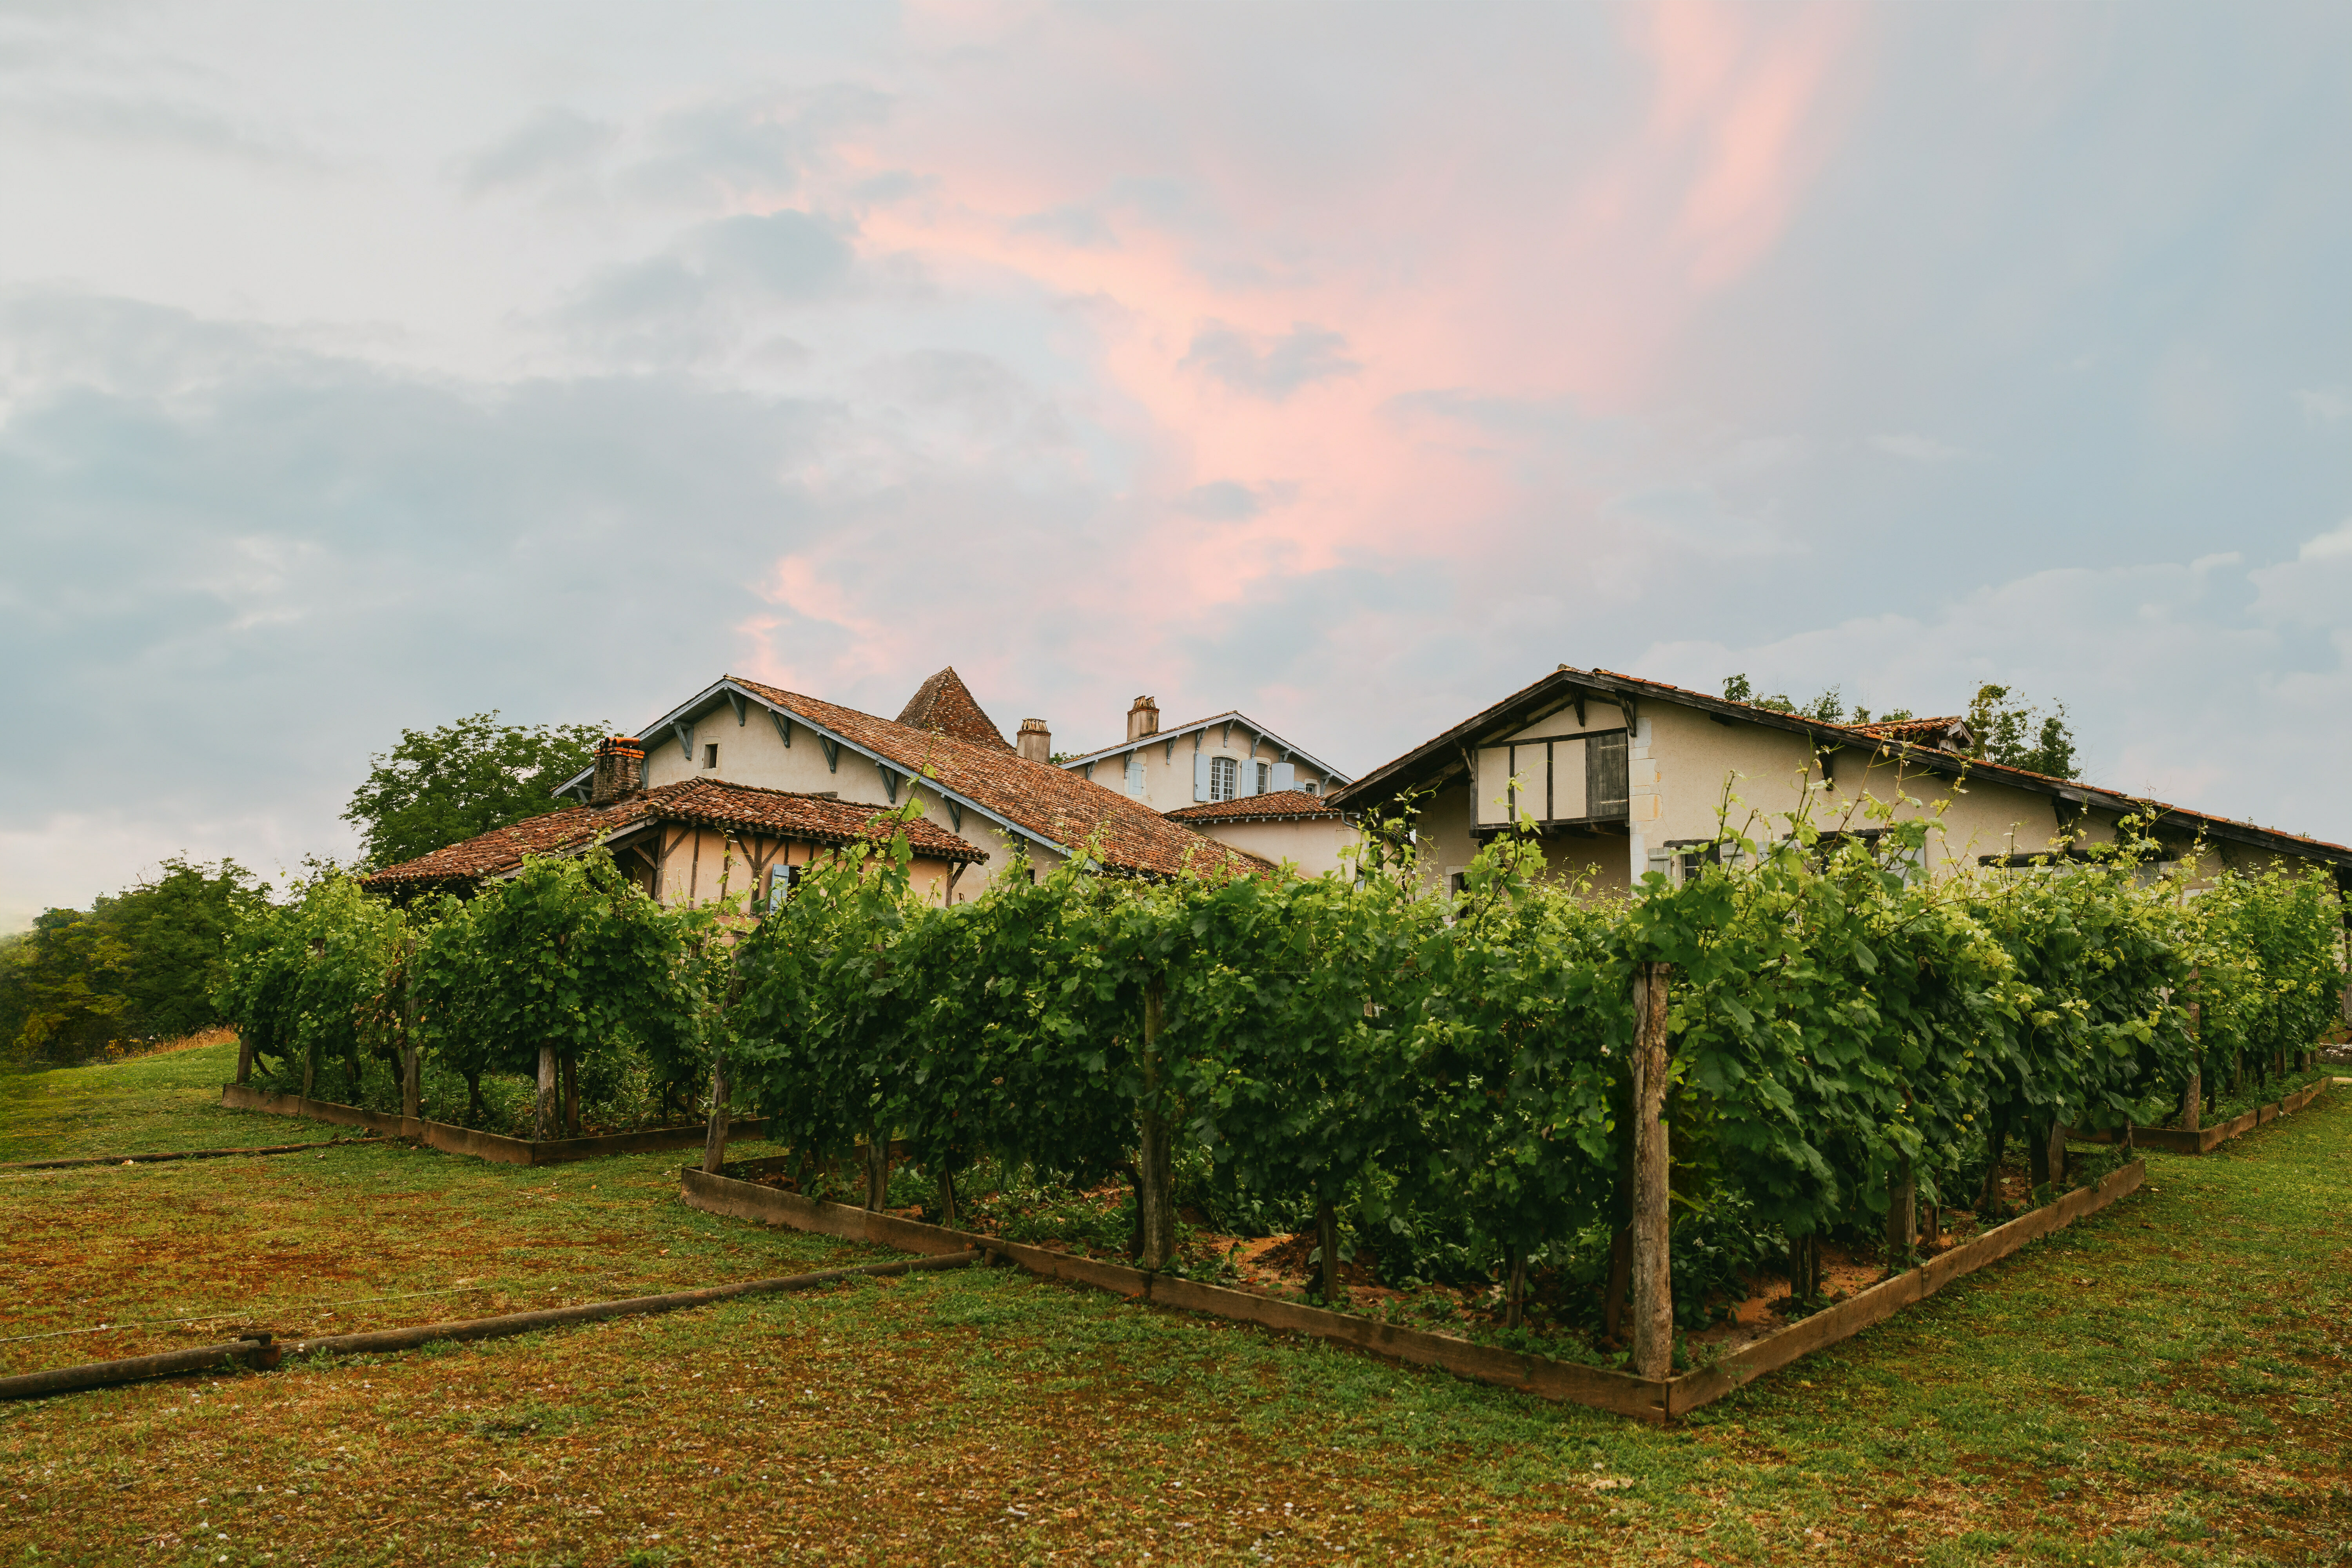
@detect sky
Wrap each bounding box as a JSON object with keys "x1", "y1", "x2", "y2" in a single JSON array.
[{"x1": 4, "y1": 0, "x2": 2351, "y2": 924}]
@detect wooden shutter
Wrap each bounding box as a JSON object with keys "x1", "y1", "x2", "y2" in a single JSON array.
[
  {"x1": 1587, "y1": 731, "x2": 1630, "y2": 818},
  {"x1": 1270, "y1": 761, "x2": 1296, "y2": 792},
  {"x1": 1194, "y1": 753, "x2": 1214, "y2": 801}
]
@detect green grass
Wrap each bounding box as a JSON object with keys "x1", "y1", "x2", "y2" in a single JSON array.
[
  {"x1": 0, "y1": 1038, "x2": 328, "y2": 1163},
  {"x1": 2, "y1": 1057, "x2": 2348, "y2": 1564}
]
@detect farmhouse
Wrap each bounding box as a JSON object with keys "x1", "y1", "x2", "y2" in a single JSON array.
[
  {"x1": 493, "y1": 668, "x2": 1276, "y2": 897},
  {"x1": 1331, "y1": 664, "x2": 2352, "y2": 900},
  {"x1": 1163, "y1": 790, "x2": 1357, "y2": 878},
  {"x1": 363, "y1": 764, "x2": 990, "y2": 907},
  {"x1": 1055, "y1": 696, "x2": 1351, "y2": 811}
]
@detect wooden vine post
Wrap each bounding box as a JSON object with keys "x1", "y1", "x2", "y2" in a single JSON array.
[
  {"x1": 1885, "y1": 1161, "x2": 1916, "y2": 1260},
  {"x1": 234, "y1": 1029, "x2": 254, "y2": 1087},
  {"x1": 398, "y1": 932, "x2": 421, "y2": 1123},
  {"x1": 700, "y1": 1042, "x2": 729, "y2": 1174},
  {"x1": 1135, "y1": 980, "x2": 1176, "y2": 1272},
  {"x1": 535, "y1": 1045, "x2": 557, "y2": 1142},
  {"x1": 2181, "y1": 984, "x2": 2201, "y2": 1133},
  {"x1": 1630, "y1": 960, "x2": 1674, "y2": 1381},
  {"x1": 702, "y1": 925, "x2": 743, "y2": 1176},
  {"x1": 1315, "y1": 1198, "x2": 1342, "y2": 1304}
]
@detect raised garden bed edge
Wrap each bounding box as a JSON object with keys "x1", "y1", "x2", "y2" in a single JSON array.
[
  {"x1": 220, "y1": 1083, "x2": 765, "y2": 1167},
  {"x1": 679, "y1": 1156, "x2": 2147, "y2": 1423},
  {"x1": 2067, "y1": 1076, "x2": 2334, "y2": 1155}
]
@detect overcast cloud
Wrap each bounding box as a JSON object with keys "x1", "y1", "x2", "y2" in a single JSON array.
[{"x1": 3, "y1": 0, "x2": 2350, "y2": 923}]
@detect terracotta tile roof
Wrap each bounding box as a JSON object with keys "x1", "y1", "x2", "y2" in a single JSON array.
[
  {"x1": 895, "y1": 666, "x2": 1013, "y2": 751},
  {"x1": 730, "y1": 676, "x2": 1270, "y2": 880},
  {"x1": 364, "y1": 778, "x2": 987, "y2": 891},
  {"x1": 1851, "y1": 715, "x2": 1969, "y2": 749},
  {"x1": 1165, "y1": 789, "x2": 1348, "y2": 824}
]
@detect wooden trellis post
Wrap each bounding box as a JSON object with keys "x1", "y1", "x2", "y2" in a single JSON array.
[
  {"x1": 1630, "y1": 960, "x2": 1674, "y2": 1381},
  {"x1": 1136, "y1": 980, "x2": 1176, "y2": 1272},
  {"x1": 535, "y1": 1045, "x2": 557, "y2": 1141}
]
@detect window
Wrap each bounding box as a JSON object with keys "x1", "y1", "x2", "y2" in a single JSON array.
[
  {"x1": 1586, "y1": 732, "x2": 1629, "y2": 818},
  {"x1": 765, "y1": 864, "x2": 801, "y2": 912},
  {"x1": 704, "y1": 743, "x2": 720, "y2": 770},
  {"x1": 1125, "y1": 753, "x2": 1147, "y2": 797},
  {"x1": 1303, "y1": 780, "x2": 1319, "y2": 796},
  {"x1": 1256, "y1": 761, "x2": 1272, "y2": 794},
  {"x1": 1209, "y1": 756, "x2": 1238, "y2": 801}
]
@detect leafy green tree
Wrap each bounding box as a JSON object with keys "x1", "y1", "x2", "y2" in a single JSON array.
[
  {"x1": 342, "y1": 711, "x2": 607, "y2": 870},
  {"x1": 1724, "y1": 672, "x2": 2078, "y2": 776},
  {"x1": 1, "y1": 858, "x2": 267, "y2": 1063},
  {"x1": 1965, "y1": 683, "x2": 2078, "y2": 779}
]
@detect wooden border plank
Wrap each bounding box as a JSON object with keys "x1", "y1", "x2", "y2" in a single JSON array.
[
  {"x1": 678, "y1": 1158, "x2": 2146, "y2": 1425},
  {"x1": 221, "y1": 1085, "x2": 768, "y2": 1165},
  {"x1": 2063, "y1": 1078, "x2": 2333, "y2": 1158}
]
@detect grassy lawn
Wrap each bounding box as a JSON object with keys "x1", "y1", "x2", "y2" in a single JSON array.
[
  {"x1": 0, "y1": 1037, "x2": 334, "y2": 1164},
  {"x1": 0, "y1": 1050, "x2": 2346, "y2": 1564}
]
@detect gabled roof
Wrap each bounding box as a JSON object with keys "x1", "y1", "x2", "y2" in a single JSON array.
[
  {"x1": 1056, "y1": 710, "x2": 1353, "y2": 783},
  {"x1": 562, "y1": 677, "x2": 1271, "y2": 881},
  {"x1": 363, "y1": 778, "x2": 987, "y2": 892},
  {"x1": 895, "y1": 666, "x2": 1012, "y2": 751},
  {"x1": 1852, "y1": 715, "x2": 1971, "y2": 751},
  {"x1": 1330, "y1": 664, "x2": 2352, "y2": 872},
  {"x1": 1165, "y1": 789, "x2": 1348, "y2": 825}
]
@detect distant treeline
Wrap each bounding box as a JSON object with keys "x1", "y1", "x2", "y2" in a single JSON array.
[{"x1": 0, "y1": 859, "x2": 268, "y2": 1066}]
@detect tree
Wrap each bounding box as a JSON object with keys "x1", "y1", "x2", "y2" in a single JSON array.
[
  {"x1": 1721, "y1": 674, "x2": 1849, "y2": 724},
  {"x1": 343, "y1": 711, "x2": 607, "y2": 869},
  {"x1": 1, "y1": 858, "x2": 268, "y2": 1064},
  {"x1": 1965, "y1": 683, "x2": 2078, "y2": 779},
  {"x1": 1724, "y1": 673, "x2": 2079, "y2": 778}
]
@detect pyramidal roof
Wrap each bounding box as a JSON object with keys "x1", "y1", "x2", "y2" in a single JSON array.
[{"x1": 895, "y1": 666, "x2": 1012, "y2": 751}]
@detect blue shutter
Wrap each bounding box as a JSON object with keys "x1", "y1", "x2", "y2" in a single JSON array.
[
  {"x1": 1194, "y1": 753, "x2": 1213, "y2": 801},
  {"x1": 1270, "y1": 762, "x2": 1296, "y2": 793}
]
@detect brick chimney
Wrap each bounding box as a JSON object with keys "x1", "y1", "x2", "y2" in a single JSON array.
[
  {"x1": 1126, "y1": 696, "x2": 1160, "y2": 741},
  {"x1": 590, "y1": 736, "x2": 646, "y2": 806},
  {"x1": 1016, "y1": 718, "x2": 1052, "y2": 763}
]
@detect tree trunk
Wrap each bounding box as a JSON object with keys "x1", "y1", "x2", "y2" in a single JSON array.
[
  {"x1": 2047, "y1": 1121, "x2": 2066, "y2": 1188},
  {"x1": 700, "y1": 1044, "x2": 729, "y2": 1175},
  {"x1": 535, "y1": 1045, "x2": 557, "y2": 1142},
  {"x1": 1977, "y1": 1121, "x2": 2009, "y2": 1216},
  {"x1": 1630, "y1": 960, "x2": 1674, "y2": 1381},
  {"x1": 1315, "y1": 1198, "x2": 1341, "y2": 1304},
  {"x1": 1786, "y1": 1234, "x2": 1820, "y2": 1304},
  {"x1": 936, "y1": 1164, "x2": 959, "y2": 1230},
  {"x1": 2180, "y1": 1071, "x2": 2201, "y2": 1133},
  {"x1": 1885, "y1": 1160, "x2": 1916, "y2": 1265},
  {"x1": 398, "y1": 937, "x2": 420, "y2": 1122},
  {"x1": 301, "y1": 1046, "x2": 315, "y2": 1102},
  {"x1": 1135, "y1": 982, "x2": 1177, "y2": 1272},
  {"x1": 1923, "y1": 1202, "x2": 1942, "y2": 1249},
  {"x1": 1503, "y1": 1243, "x2": 1526, "y2": 1330},
  {"x1": 864, "y1": 1134, "x2": 890, "y2": 1211},
  {"x1": 562, "y1": 1053, "x2": 580, "y2": 1138},
  {"x1": 235, "y1": 1031, "x2": 254, "y2": 1086},
  {"x1": 1602, "y1": 1227, "x2": 1631, "y2": 1343},
  {"x1": 463, "y1": 1069, "x2": 485, "y2": 1126},
  {"x1": 2026, "y1": 1118, "x2": 2051, "y2": 1190}
]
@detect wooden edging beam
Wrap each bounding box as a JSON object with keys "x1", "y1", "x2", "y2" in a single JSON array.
[
  {"x1": 677, "y1": 1158, "x2": 2149, "y2": 1424},
  {"x1": 0, "y1": 1253, "x2": 977, "y2": 1403},
  {"x1": 2065, "y1": 1078, "x2": 2334, "y2": 1157},
  {"x1": 0, "y1": 1140, "x2": 369, "y2": 1172},
  {"x1": 218, "y1": 1084, "x2": 770, "y2": 1167}
]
